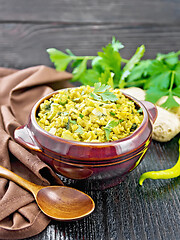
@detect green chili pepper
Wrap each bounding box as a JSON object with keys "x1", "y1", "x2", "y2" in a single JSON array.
[{"x1": 139, "y1": 138, "x2": 180, "y2": 186}]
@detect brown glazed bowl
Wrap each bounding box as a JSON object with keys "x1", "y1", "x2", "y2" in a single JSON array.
[{"x1": 14, "y1": 89, "x2": 157, "y2": 190}]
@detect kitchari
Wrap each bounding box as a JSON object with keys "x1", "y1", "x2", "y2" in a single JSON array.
[{"x1": 36, "y1": 84, "x2": 143, "y2": 142}]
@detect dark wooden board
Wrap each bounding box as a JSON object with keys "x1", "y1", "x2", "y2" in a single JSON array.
[
  {"x1": 23, "y1": 136, "x2": 180, "y2": 240},
  {"x1": 0, "y1": 0, "x2": 179, "y2": 69},
  {"x1": 0, "y1": 0, "x2": 179, "y2": 23},
  {"x1": 0, "y1": 0, "x2": 180, "y2": 239},
  {"x1": 0, "y1": 23, "x2": 180, "y2": 69}
]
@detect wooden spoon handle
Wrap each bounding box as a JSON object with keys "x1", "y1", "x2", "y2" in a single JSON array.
[{"x1": 0, "y1": 165, "x2": 41, "y2": 196}]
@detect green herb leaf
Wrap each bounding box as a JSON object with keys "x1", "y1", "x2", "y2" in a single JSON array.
[
  {"x1": 92, "y1": 83, "x2": 118, "y2": 102},
  {"x1": 66, "y1": 118, "x2": 70, "y2": 130},
  {"x1": 104, "y1": 128, "x2": 111, "y2": 141},
  {"x1": 144, "y1": 72, "x2": 171, "y2": 90},
  {"x1": 98, "y1": 69, "x2": 114, "y2": 87},
  {"x1": 127, "y1": 60, "x2": 151, "y2": 82},
  {"x1": 143, "y1": 58, "x2": 180, "y2": 109},
  {"x1": 79, "y1": 113, "x2": 84, "y2": 118},
  {"x1": 94, "y1": 82, "x2": 110, "y2": 93},
  {"x1": 107, "y1": 72, "x2": 115, "y2": 88},
  {"x1": 130, "y1": 123, "x2": 138, "y2": 132},
  {"x1": 172, "y1": 86, "x2": 180, "y2": 98},
  {"x1": 75, "y1": 125, "x2": 84, "y2": 134},
  {"x1": 91, "y1": 56, "x2": 104, "y2": 73},
  {"x1": 70, "y1": 119, "x2": 77, "y2": 124},
  {"x1": 65, "y1": 48, "x2": 75, "y2": 56},
  {"x1": 46, "y1": 40, "x2": 180, "y2": 111},
  {"x1": 44, "y1": 103, "x2": 51, "y2": 110},
  {"x1": 146, "y1": 59, "x2": 170, "y2": 76},
  {"x1": 103, "y1": 120, "x2": 119, "y2": 141},
  {"x1": 165, "y1": 56, "x2": 179, "y2": 67},
  {"x1": 160, "y1": 94, "x2": 180, "y2": 109},
  {"x1": 156, "y1": 51, "x2": 180, "y2": 67},
  {"x1": 72, "y1": 58, "x2": 88, "y2": 81},
  {"x1": 47, "y1": 48, "x2": 73, "y2": 71},
  {"x1": 98, "y1": 43, "x2": 122, "y2": 86},
  {"x1": 174, "y1": 63, "x2": 180, "y2": 86},
  {"x1": 100, "y1": 91, "x2": 118, "y2": 102},
  {"x1": 90, "y1": 92, "x2": 102, "y2": 101},
  {"x1": 78, "y1": 69, "x2": 101, "y2": 86},
  {"x1": 110, "y1": 111, "x2": 116, "y2": 116},
  {"x1": 119, "y1": 45, "x2": 145, "y2": 88},
  {"x1": 105, "y1": 120, "x2": 119, "y2": 129},
  {"x1": 137, "y1": 108, "x2": 143, "y2": 113},
  {"x1": 111, "y1": 36, "x2": 124, "y2": 52},
  {"x1": 119, "y1": 119, "x2": 124, "y2": 123},
  {"x1": 145, "y1": 88, "x2": 168, "y2": 104}
]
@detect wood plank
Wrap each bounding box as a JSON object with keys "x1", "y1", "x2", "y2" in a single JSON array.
[
  {"x1": 0, "y1": 0, "x2": 179, "y2": 24},
  {"x1": 23, "y1": 136, "x2": 180, "y2": 240},
  {"x1": 0, "y1": 23, "x2": 179, "y2": 69},
  {"x1": 0, "y1": 1, "x2": 179, "y2": 239}
]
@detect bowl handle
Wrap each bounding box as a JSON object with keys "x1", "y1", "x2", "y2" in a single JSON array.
[
  {"x1": 141, "y1": 100, "x2": 158, "y2": 123},
  {"x1": 14, "y1": 125, "x2": 42, "y2": 152}
]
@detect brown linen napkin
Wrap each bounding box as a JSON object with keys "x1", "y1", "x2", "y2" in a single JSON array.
[{"x1": 0, "y1": 66, "x2": 73, "y2": 240}]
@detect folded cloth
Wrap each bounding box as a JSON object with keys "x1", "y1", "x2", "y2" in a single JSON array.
[{"x1": 0, "y1": 66, "x2": 72, "y2": 239}]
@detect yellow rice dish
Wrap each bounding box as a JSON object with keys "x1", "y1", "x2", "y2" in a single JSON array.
[{"x1": 36, "y1": 85, "x2": 143, "y2": 142}]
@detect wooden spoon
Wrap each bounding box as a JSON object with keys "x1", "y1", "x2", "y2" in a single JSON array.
[{"x1": 0, "y1": 165, "x2": 95, "y2": 221}]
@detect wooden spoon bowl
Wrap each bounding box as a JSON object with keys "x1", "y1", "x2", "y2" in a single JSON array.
[
  {"x1": 36, "y1": 185, "x2": 95, "y2": 220},
  {"x1": 0, "y1": 165, "x2": 95, "y2": 221}
]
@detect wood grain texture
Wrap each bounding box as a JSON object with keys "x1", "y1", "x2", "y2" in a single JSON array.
[
  {"x1": 23, "y1": 135, "x2": 180, "y2": 240},
  {"x1": 0, "y1": 0, "x2": 179, "y2": 69},
  {"x1": 0, "y1": 23, "x2": 180, "y2": 69},
  {"x1": 0, "y1": 0, "x2": 179, "y2": 24}
]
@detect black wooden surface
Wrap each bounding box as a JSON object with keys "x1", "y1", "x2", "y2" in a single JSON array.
[{"x1": 0, "y1": 1, "x2": 180, "y2": 240}]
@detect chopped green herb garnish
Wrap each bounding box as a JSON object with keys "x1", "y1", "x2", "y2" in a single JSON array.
[
  {"x1": 66, "y1": 117, "x2": 77, "y2": 129},
  {"x1": 59, "y1": 96, "x2": 67, "y2": 106},
  {"x1": 66, "y1": 117, "x2": 70, "y2": 130},
  {"x1": 137, "y1": 108, "x2": 143, "y2": 113},
  {"x1": 70, "y1": 119, "x2": 77, "y2": 124},
  {"x1": 91, "y1": 83, "x2": 118, "y2": 102},
  {"x1": 94, "y1": 82, "x2": 111, "y2": 93},
  {"x1": 110, "y1": 111, "x2": 116, "y2": 116},
  {"x1": 75, "y1": 125, "x2": 84, "y2": 134},
  {"x1": 130, "y1": 123, "x2": 138, "y2": 132},
  {"x1": 100, "y1": 90, "x2": 118, "y2": 102},
  {"x1": 103, "y1": 120, "x2": 119, "y2": 141},
  {"x1": 79, "y1": 113, "x2": 84, "y2": 118},
  {"x1": 44, "y1": 103, "x2": 51, "y2": 110},
  {"x1": 90, "y1": 92, "x2": 101, "y2": 101},
  {"x1": 119, "y1": 119, "x2": 124, "y2": 123}
]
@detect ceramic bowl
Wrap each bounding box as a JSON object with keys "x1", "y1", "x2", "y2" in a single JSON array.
[{"x1": 14, "y1": 89, "x2": 157, "y2": 190}]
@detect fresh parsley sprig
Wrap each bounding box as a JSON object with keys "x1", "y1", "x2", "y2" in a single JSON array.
[
  {"x1": 47, "y1": 37, "x2": 141, "y2": 88},
  {"x1": 47, "y1": 37, "x2": 180, "y2": 109},
  {"x1": 126, "y1": 51, "x2": 180, "y2": 108},
  {"x1": 75, "y1": 125, "x2": 84, "y2": 134},
  {"x1": 103, "y1": 120, "x2": 119, "y2": 141},
  {"x1": 90, "y1": 83, "x2": 118, "y2": 102}
]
